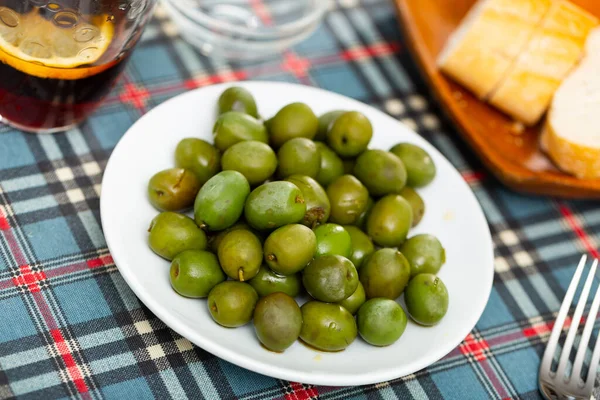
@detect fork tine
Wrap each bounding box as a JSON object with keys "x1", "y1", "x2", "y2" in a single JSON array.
[
  {"x1": 571, "y1": 259, "x2": 600, "y2": 381},
  {"x1": 585, "y1": 304, "x2": 600, "y2": 389},
  {"x1": 556, "y1": 257, "x2": 597, "y2": 380},
  {"x1": 541, "y1": 255, "x2": 587, "y2": 369}
]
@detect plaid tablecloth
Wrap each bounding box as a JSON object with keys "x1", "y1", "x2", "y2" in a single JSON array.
[{"x1": 1, "y1": 0, "x2": 599, "y2": 398}]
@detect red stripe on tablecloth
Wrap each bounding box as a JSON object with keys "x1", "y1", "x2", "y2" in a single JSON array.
[
  {"x1": 460, "y1": 333, "x2": 489, "y2": 361},
  {"x1": 0, "y1": 278, "x2": 12, "y2": 290},
  {"x1": 184, "y1": 70, "x2": 250, "y2": 90},
  {"x1": 119, "y1": 82, "x2": 150, "y2": 113},
  {"x1": 12, "y1": 264, "x2": 46, "y2": 293},
  {"x1": 87, "y1": 255, "x2": 114, "y2": 269},
  {"x1": 522, "y1": 323, "x2": 552, "y2": 338},
  {"x1": 341, "y1": 42, "x2": 401, "y2": 61},
  {"x1": 0, "y1": 213, "x2": 92, "y2": 396},
  {"x1": 285, "y1": 382, "x2": 318, "y2": 400},
  {"x1": 0, "y1": 256, "x2": 115, "y2": 292},
  {"x1": 479, "y1": 359, "x2": 509, "y2": 398},
  {"x1": 44, "y1": 262, "x2": 90, "y2": 278},
  {"x1": 50, "y1": 329, "x2": 90, "y2": 395},
  {"x1": 282, "y1": 52, "x2": 312, "y2": 79},
  {"x1": 485, "y1": 330, "x2": 524, "y2": 346},
  {"x1": 2, "y1": 226, "x2": 27, "y2": 266},
  {"x1": 31, "y1": 291, "x2": 59, "y2": 330},
  {"x1": 523, "y1": 316, "x2": 579, "y2": 338},
  {"x1": 558, "y1": 204, "x2": 599, "y2": 259},
  {"x1": 0, "y1": 207, "x2": 8, "y2": 231},
  {"x1": 102, "y1": 41, "x2": 403, "y2": 108}
]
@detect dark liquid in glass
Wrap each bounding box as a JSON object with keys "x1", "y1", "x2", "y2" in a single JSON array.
[
  {"x1": 0, "y1": 55, "x2": 129, "y2": 131},
  {"x1": 0, "y1": 0, "x2": 149, "y2": 132}
]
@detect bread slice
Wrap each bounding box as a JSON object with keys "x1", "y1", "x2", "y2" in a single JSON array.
[
  {"x1": 585, "y1": 24, "x2": 600, "y2": 59},
  {"x1": 488, "y1": 0, "x2": 598, "y2": 126},
  {"x1": 544, "y1": 28, "x2": 600, "y2": 179},
  {"x1": 437, "y1": 0, "x2": 552, "y2": 99}
]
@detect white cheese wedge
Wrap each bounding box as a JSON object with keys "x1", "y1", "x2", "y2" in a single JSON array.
[
  {"x1": 437, "y1": 0, "x2": 552, "y2": 99},
  {"x1": 488, "y1": 0, "x2": 598, "y2": 126}
]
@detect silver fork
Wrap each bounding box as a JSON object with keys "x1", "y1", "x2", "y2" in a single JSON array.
[{"x1": 539, "y1": 255, "x2": 600, "y2": 400}]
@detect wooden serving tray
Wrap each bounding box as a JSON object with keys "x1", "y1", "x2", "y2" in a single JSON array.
[{"x1": 394, "y1": 0, "x2": 600, "y2": 198}]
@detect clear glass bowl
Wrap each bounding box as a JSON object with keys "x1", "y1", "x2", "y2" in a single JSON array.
[{"x1": 161, "y1": 0, "x2": 332, "y2": 60}]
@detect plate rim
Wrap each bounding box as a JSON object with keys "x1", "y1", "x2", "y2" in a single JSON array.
[{"x1": 100, "y1": 80, "x2": 495, "y2": 386}]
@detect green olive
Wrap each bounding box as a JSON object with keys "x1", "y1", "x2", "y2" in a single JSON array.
[
  {"x1": 277, "y1": 138, "x2": 321, "y2": 179},
  {"x1": 268, "y1": 103, "x2": 318, "y2": 148},
  {"x1": 315, "y1": 142, "x2": 344, "y2": 188},
  {"x1": 313, "y1": 223, "x2": 352, "y2": 258},
  {"x1": 208, "y1": 221, "x2": 253, "y2": 253},
  {"x1": 399, "y1": 234, "x2": 446, "y2": 278},
  {"x1": 326, "y1": 111, "x2": 372, "y2": 158},
  {"x1": 208, "y1": 281, "x2": 259, "y2": 328},
  {"x1": 366, "y1": 195, "x2": 413, "y2": 247},
  {"x1": 300, "y1": 301, "x2": 357, "y2": 352},
  {"x1": 302, "y1": 255, "x2": 358, "y2": 303},
  {"x1": 359, "y1": 248, "x2": 411, "y2": 300},
  {"x1": 353, "y1": 150, "x2": 407, "y2": 196},
  {"x1": 284, "y1": 175, "x2": 331, "y2": 228},
  {"x1": 389, "y1": 143, "x2": 436, "y2": 187},
  {"x1": 194, "y1": 171, "x2": 250, "y2": 232},
  {"x1": 148, "y1": 168, "x2": 201, "y2": 212},
  {"x1": 343, "y1": 225, "x2": 374, "y2": 270},
  {"x1": 148, "y1": 212, "x2": 207, "y2": 260},
  {"x1": 264, "y1": 224, "x2": 316, "y2": 275},
  {"x1": 218, "y1": 86, "x2": 259, "y2": 118},
  {"x1": 217, "y1": 230, "x2": 263, "y2": 281},
  {"x1": 315, "y1": 110, "x2": 345, "y2": 142},
  {"x1": 404, "y1": 274, "x2": 449, "y2": 326},
  {"x1": 174, "y1": 138, "x2": 221, "y2": 185},
  {"x1": 244, "y1": 181, "x2": 306, "y2": 231},
  {"x1": 354, "y1": 196, "x2": 374, "y2": 230},
  {"x1": 213, "y1": 112, "x2": 268, "y2": 152},
  {"x1": 326, "y1": 175, "x2": 369, "y2": 225},
  {"x1": 169, "y1": 250, "x2": 225, "y2": 298},
  {"x1": 253, "y1": 293, "x2": 302, "y2": 352},
  {"x1": 357, "y1": 298, "x2": 407, "y2": 346},
  {"x1": 399, "y1": 187, "x2": 425, "y2": 227},
  {"x1": 337, "y1": 281, "x2": 366, "y2": 315},
  {"x1": 221, "y1": 140, "x2": 277, "y2": 186},
  {"x1": 248, "y1": 265, "x2": 302, "y2": 298}
]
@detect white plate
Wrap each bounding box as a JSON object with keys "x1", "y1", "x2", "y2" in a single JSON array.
[{"x1": 101, "y1": 81, "x2": 494, "y2": 386}]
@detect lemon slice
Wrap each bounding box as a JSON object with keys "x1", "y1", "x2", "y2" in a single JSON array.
[{"x1": 0, "y1": 7, "x2": 114, "y2": 80}]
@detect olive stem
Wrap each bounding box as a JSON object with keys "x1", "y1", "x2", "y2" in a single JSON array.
[
  {"x1": 238, "y1": 268, "x2": 245, "y2": 282},
  {"x1": 266, "y1": 254, "x2": 276, "y2": 262},
  {"x1": 295, "y1": 195, "x2": 305, "y2": 204}
]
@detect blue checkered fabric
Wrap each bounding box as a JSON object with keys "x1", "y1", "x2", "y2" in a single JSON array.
[{"x1": 1, "y1": 0, "x2": 599, "y2": 399}]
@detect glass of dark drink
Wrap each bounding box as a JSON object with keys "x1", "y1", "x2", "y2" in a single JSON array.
[{"x1": 0, "y1": 0, "x2": 157, "y2": 133}]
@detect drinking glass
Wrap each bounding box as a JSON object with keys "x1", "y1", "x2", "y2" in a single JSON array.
[{"x1": 0, "y1": 0, "x2": 157, "y2": 133}]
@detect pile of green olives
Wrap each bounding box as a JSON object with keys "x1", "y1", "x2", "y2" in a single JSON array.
[{"x1": 146, "y1": 86, "x2": 449, "y2": 353}]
